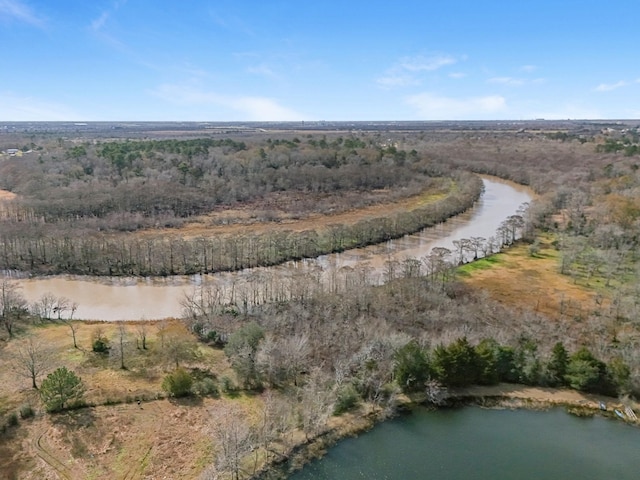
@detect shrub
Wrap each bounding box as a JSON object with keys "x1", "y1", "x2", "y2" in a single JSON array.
[
  {"x1": 162, "y1": 368, "x2": 194, "y2": 398},
  {"x1": 7, "y1": 412, "x2": 18, "y2": 427},
  {"x1": 221, "y1": 376, "x2": 236, "y2": 394},
  {"x1": 92, "y1": 336, "x2": 109, "y2": 353},
  {"x1": 19, "y1": 404, "x2": 35, "y2": 419},
  {"x1": 334, "y1": 384, "x2": 360, "y2": 415},
  {"x1": 193, "y1": 378, "x2": 219, "y2": 397}
]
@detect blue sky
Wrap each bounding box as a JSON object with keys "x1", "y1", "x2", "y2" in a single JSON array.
[{"x1": 1, "y1": 0, "x2": 639, "y2": 121}]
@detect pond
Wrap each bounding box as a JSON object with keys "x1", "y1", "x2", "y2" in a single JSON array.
[{"x1": 289, "y1": 407, "x2": 640, "y2": 480}]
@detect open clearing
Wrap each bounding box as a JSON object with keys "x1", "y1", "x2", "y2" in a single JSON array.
[
  {"x1": 0, "y1": 320, "x2": 238, "y2": 479},
  {"x1": 459, "y1": 236, "x2": 605, "y2": 320},
  {"x1": 139, "y1": 184, "x2": 450, "y2": 239}
]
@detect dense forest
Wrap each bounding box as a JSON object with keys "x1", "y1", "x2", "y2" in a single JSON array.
[
  {"x1": 0, "y1": 133, "x2": 481, "y2": 275},
  {"x1": 3, "y1": 122, "x2": 640, "y2": 479}
]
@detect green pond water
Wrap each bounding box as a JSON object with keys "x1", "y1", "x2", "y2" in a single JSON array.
[{"x1": 288, "y1": 407, "x2": 640, "y2": 479}]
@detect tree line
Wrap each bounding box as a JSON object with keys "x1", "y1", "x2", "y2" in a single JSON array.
[
  {"x1": 0, "y1": 173, "x2": 481, "y2": 276},
  {"x1": 0, "y1": 132, "x2": 488, "y2": 275}
]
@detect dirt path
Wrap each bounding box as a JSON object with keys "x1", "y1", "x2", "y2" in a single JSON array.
[
  {"x1": 32, "y1": 429, "x2": 74, "y2": 480},
  {"x1": 15, "y1": 399, "x2": 215, "y2": 480}
]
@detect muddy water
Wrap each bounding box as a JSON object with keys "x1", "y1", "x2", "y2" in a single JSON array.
[{"x1": 3, "y1": 177, "x2": 533, "y2": 321}]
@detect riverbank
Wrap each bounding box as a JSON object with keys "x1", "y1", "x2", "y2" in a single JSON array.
[
  {"x1": 450, "y1": 384, "x2": 639, "y2": 420},
  {"x1": 7, "y1": 174, "x2": 525, "y2": 322}
]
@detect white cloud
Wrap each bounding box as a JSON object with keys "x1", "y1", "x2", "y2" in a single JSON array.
[
  {"x1": 89, "y1": 0, "x2": 130, "y2": 51},
  {"x1": 449, "y1": 72, "x2": 467, "y2": 79},
  {"x1": 376, "y1": 73, "x2": 420, "y2": 88},
  {"x1": 405, "y1": 93, "x2": 507, "y2": 119},
  {"x1": 232, "y1": 97, "x2": 304, "y2": 121},
  {"x1": 90, "y1": 11, "x2": 110, "y2": 31},
  {"x1": 399, "y1": 55, "x2": 457, "y2": 72},
  {"x1": 0, "y1": 0, "x2": 44, "y2": 27},
  {"x1": 208, "y1": 10, "x2": 254, "y2": 36},
  {"x1": 90, "y1": 0, "x2": 127, "y2": 31},
  {"x1": 595, "y1": 81, "x2": 629, "y2": 92},
  {"x1": 0, "y1": 92, "x2": 84, "y2": 121},
  {"x1": 488, "y1": 77, "x2": 525, "y2": 86},
  {"x1": 247, "y1": 64, "x2": 280, "y2": 80},
  {"x1": 520, "y1": 65, "x2": 537, "y2": 73},
  {"x1": 377, "y1": 54, "x2": 460, "y2": 89},
  {"x1": 151, "y1": 84, "x2": 305, "y2": 121}
]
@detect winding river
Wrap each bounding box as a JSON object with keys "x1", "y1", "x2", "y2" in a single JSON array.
[{"x1": 2, "y1": 177, "x2": 532, "y2": 321}]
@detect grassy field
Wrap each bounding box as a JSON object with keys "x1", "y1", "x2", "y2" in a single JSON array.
[
  {"x1": 0, "y1": 320, "x2": 246, "y2": 479},
  {"x1": 458, "y1": 235, "x2": 606, "y2": 320}
]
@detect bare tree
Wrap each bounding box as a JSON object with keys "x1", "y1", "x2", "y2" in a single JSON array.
[
  {"x1": 32, "y1": 292, "x2": 58, "y2": 321},
  {"x1": 110, "y1": 322, "x2": 130, "y2": 369},
  {"x1": 424, "y1": 247, "x2": 452, "y2": 288},
  {"x1": 136, "y1": 322, "x2": 148, "y2": 350},
  {"x1": 298, "y1": 368, "x2": 333, "y2": 441},
  {"x1": 62, "y1": 301, "x2": 81, "y2": 349},
  {"x1": 65, "y1": 320, "x2": 81, "y2": 349},
  {"x1": 210, "y1": 403, "x2": 255, "y2": 480},
  {"x1": 53, "y1": 296, "x2": 70, "y2": 320},
  {"x1": 1, "y1": 280, "x2": 28, "y2": 338},
  {"x1": 468, "y1": 236, "x2": 486, "y2": 260},
  {"x1": 11, "y1": 336, "x2": 54, "y2": 389},
  {"x1": 156, "y1": 318, "x2": 169, "y2": 349},
  {"x1": 257, "y1": 391, "x2": 295, "y2": 461},
  {"x1": 452, "y1": 238, "x2": 471, "y2": 265}
]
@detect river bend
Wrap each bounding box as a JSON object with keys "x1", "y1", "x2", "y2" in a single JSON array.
[{"x1": 3, "y1": 177, "x2": 533, "y2": 321}]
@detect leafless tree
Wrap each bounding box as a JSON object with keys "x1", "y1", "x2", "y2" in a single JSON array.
[
  {"x1": 210, "y1": 403, "x2": 255, "y2": 480},
  {"x1": 11, "y1": 336, "x2": 54, "y2": 389},
  {"x1": 135, "y1": 323, "x2": 148, "y2": 350},
  {"x1": 1, "y1": 279, "x2": 28, "y2": 338},
  {"x1": 298, "y1": 367, "x2": 333, "y2": 441},
  {"x1": 65, "y1": 320, "x2": 81, "y2": 349},
  {"x1": 110, "y1": 322, "x2": 130, "y2": 370},
  {"x1": 32, "y1": 293, "x2": 58, "y2": 321}
]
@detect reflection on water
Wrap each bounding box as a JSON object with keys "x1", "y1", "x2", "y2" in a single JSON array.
[{"x1": 4, "y1": 177, "x2": 533, "y2": 321}]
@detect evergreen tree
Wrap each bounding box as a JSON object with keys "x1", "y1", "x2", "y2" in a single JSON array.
[
  {"x1": 39, "y1": 367, "x2": 85, "y2": 412},
  {"x1": 545, "y1": 342, "x2": 568, "y2": 387},
  {"x1": 394, "y1": 341, "x2": 430, "y2": 392},
  {"x1": 565, "y1": 347, "x2": 614, "y2": 395},
  {"x1": 432, "y1": 338, "x2": 481, "y2": 387},
  {"x1": 475, "y1": 339, "x2": 500, "y2": 385}
]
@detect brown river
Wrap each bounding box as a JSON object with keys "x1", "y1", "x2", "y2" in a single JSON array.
[{"x1": 1, "y1": 177, "x2": 533, "y2": 321}]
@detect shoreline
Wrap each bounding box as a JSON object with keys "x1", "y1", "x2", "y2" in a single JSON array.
[{"x1": 254, "y1": 383, "x2": 639, "y2": 479}]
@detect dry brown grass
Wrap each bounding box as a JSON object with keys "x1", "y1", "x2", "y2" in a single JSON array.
[
  {"x1": 0, "y1": 189, "x2": 16, "y2": 201},
  {"x1": 459, "y1": 236, "x2": 605, "y2": 320},
  {"x1": 139, "y1": 184, "x2": 449, "y2": 239},
  {"x1": 0, "y1": 320, "x2": 246, "y2": 479}
]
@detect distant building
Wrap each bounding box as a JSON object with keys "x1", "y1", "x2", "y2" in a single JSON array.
[{"x1": 5, "y1": 148, "x2": 20, "y2": 155}]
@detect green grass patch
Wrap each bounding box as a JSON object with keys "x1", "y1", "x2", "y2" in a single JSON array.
[{"x1": 456, "y1": 254, "x2": 504, "y2": 276}]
